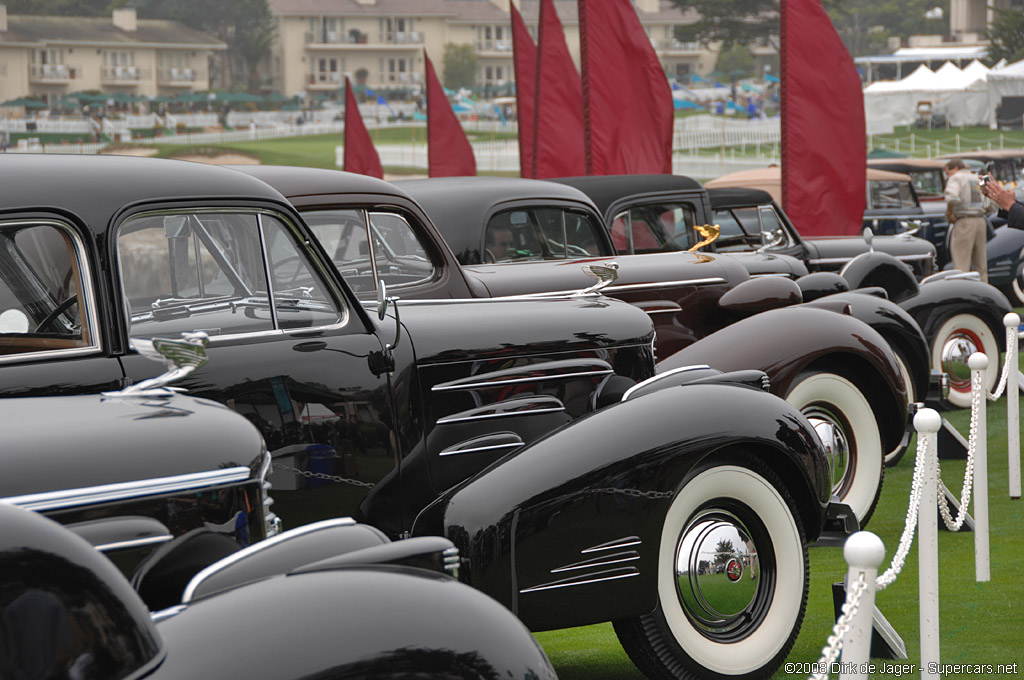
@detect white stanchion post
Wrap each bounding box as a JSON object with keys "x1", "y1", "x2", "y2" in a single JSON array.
[
  {"x1": 1005, "y1": 313, "x2": 1021, "y2": 499},
  {"x1": 969, "y1": 352, "x2": 990, "y2": 582},
  {"x1": 840, "y1": 532, "x2": 885, "y2": 680},
  {"x1": 914, "y1": 408, "x2": 941, "y2": 680}
]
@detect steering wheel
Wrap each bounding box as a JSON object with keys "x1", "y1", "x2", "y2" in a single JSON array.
[
  {"x1": 271, "y1": 255, "x2": 305, "y2": 286},
  {"x1": 484, "y1": 248, "x2": 497, "y2": 263},
  {"x1": 34, "y1": 296, "x2": 78, "y2": 333}
]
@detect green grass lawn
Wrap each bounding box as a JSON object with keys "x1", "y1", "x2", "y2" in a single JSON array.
[{"x1": 538, "y1": 350, "x2": 1024, "y2": 679}]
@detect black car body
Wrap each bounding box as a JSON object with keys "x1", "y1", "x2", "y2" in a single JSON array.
[
  {"x1": 568, "y1": 172, "x2": 1008, "y2": 410},
  {"x1": 235, "y1": 166, "x2": 909, "y2": 528},
  {"x1": 0, "y1": 501, "x2": 558, "y2": 680},
  {"x1": 0, "y1": 154, "x2": 833, "y2": 680}
]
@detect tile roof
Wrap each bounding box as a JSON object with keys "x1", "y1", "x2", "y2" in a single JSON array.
[{"x1": 2, "y1": 15, "x2": 225, "y2": 47}]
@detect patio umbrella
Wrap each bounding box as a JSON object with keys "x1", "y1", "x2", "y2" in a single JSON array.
[{"x1": 2, "y1": 97, "x2": 46, "y2": 109}]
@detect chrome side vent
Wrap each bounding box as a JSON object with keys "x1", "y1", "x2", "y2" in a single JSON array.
[
  {"x1": 443, "y1": 546, "x2": 460, "y2": 578},
  {"x1": 431, "y1": 358, "x2": 613, "y2": 393},
  {"x1": 520, "y1": 536, "x2": 642, "y2": 594},
  {"x1": 436, "y1": 396, "x2": 565, "y2": 425},
  {"x1": 439, "y1": 432, "x2": 525, "y2": 457}
]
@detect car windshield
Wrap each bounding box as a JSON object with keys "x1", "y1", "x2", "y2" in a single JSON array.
[
  {"x1": 909, "y1": 170, "x2": 944, "y2": 197},
  {"x1": 609, "y1": 203, "x2": 698, "y2": 254},
  {"x1": 483, "y1": 207, "x2": 602, "y2": 262},
  {"x1": 869, "y1": 180, "x2": 917, "y2": 210}
]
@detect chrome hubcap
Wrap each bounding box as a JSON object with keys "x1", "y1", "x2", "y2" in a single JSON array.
[
  {"x1": 941, "y1": 331, "x2": 980, "y2": 391},
  {"x1": 675, "y1": 512, "x2": 760, "y2": 635},
  {"x1": 806, "y1": 408, "x2": 851, "y2": 494}
]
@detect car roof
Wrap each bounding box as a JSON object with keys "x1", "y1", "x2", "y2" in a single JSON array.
[
  {"x1": 867, "y1": 158, "x2": 947, "y2": 171},
  {"x1": 707, "y1": 187, "x2": 776, "y2": 209},
  {"x1": 705, "y1": 166, "x2": 911, "y2": 203},
  {"x1": 0, "y1": 154, "x2": 286, "y2": 234},
  {"x1": 226, "y1": 164, "x2": 416, "y2": 202},
  {"x1": 393, "y1": 176, "x2": 600, "y2": 261},
  {"x1": 549, "y1": 174, "x2": 703, "y2": 218}
]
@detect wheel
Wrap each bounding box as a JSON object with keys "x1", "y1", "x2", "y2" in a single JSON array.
[
  {"x1": 614, "y1": 462, "x2": 807, "y2": 680},
  {"x1": 885, "y1": 352, "x2": 915, "y2": 467},
  {"x1": 1007, "y1": 271, "x2": 1024, "y2": 307},
  {"x1": 785, "y1": 372, "x2": 883, "y2": 525},
  {"x1": 929, "y1": 313, "x2": 999, "y2": 409}
]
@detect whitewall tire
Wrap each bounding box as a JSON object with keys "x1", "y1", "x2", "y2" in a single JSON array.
[{"x1": 930, "y1": 314, "x2": 998, "y2": 409}]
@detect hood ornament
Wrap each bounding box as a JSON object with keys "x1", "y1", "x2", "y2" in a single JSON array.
[
  {"x1": 576, "y1": 262, "x2": 619, "y2": 296},
  {"x1": 688, "y1": 224, "x2": 721, "y2": 252},
  {"x1": 106, "y1": 331, "x2": 210, "y2": 397}
]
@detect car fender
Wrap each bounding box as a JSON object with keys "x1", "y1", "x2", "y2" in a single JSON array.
[
  {"x1": 657, "y1": 306, "x2": 907, "y2": 454},
  {"x1": 983, "y1": 225, "x2": 1024, "y2": 288},
  {"x1": 803, "y1": 291, "x2": 931, "y2": 399},
  {"x1": 900, "y1": 277, "x2": 1012, "y2": 352},
  {"x1": 840, "y1": 251, "x2": 920, "y2": 302},
  {"x1": 153, "y1": 565, "x2": 556, "y2": 679},
  {"x1": 413, "y1": 382, "x2": 828, "y2": 631}
]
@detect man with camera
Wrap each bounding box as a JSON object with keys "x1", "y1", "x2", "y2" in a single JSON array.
[
  {"x1": 944, "y1": 158, "x2": 991, "y2": 282},
  {"x1": 980, "y1": 175, "x2": 1024, "y2": 232}
]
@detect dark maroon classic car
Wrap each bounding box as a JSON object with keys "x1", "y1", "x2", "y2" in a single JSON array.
[
  {"x1": 231, "y1": 166, "x2": 912, "y2": 527},
  {"x1": 549, "y1": 173, "x2": 1011, "y2": 411},
  {"x1": 0, "y1": 154, "x2": 842, "y2": 680}
]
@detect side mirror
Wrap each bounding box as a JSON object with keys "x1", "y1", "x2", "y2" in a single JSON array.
[{"x1": 376, "y1": 280, "x2": 389, "y2": 321}]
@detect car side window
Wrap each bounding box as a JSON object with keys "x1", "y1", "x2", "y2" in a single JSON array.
[
  {"x1": 710, "y1": 208, "x2": 754, "y2": 252},
  {"x1": 118, "y1": 211, "x2": 343, "y2": 338},
  {"x1": 304, "y1": 209, "x2": 435, "y2": 296},
  {"x1": 485, "y1": 208, "x2": 601, "y2": 262},
  {"x1": 869, "y1": 181, "x2": 916, "y2": 210},
  {"x1": 612, "y1": 203, "x2": 697, "y2": 254},
  {"x1": 0, "y1": 221, "x2": 98, "y2": 359}
]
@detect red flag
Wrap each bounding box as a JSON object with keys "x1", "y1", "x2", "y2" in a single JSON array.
[
  {"x1": 425, "y1": 51, "x2": 476, "y2": 177},
  {"x1": 781, "y1": 0, "x2": 865, "y2": 236},
  {"x1": 532, "y1": 0, "x2": 584, "y2": 178},
  {"x1": 579, "y1": 0, "x2": 673, "y2": 175},
  {"x1": 510, "y1": 2, "x2": 536, "y2": 179},
  {"x1": 342, "y1": 76, "x2": 383, "y2": 179}
]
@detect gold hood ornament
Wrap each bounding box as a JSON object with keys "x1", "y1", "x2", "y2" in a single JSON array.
[{"x1": 688, "y1": 224, "x2": 721, "y2": 252}]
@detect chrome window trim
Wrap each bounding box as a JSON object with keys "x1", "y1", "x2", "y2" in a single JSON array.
[
  {"x1": 116, "y1": 207, "x2": 350, "y2": 342},
  {"x1": 0, "y1": 217, "x2": 102, "y2": 364},
  {"x1": 181, "y1": 517, "x2": 357, "y2": 603},
  {"x1": 2, "y1": 466, "x2": 253, "y2": 512},
  {"x1": 432, "y1": 368, "x2": 612, "y2": 392},
  {"x1": 622, "y1": 364, "x2": 711, "y2": 401}
]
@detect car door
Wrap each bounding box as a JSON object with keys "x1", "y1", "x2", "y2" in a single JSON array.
[
  {"x1": 113, "y1": 206, "x2": 411, "y2": 536},
  {"x1": 0, "y1": 214, "x2": 126, "y2": 395}
]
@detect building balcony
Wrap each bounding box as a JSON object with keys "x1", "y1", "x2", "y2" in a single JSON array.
[
  {"x1": 158, "y1": 67, "x2": 203, "y2": 87},
  {"x1": 307, "y1": 71, "x2": 344, "y2": 89},
  {"x1": 305, "y1": 31, "x2": 423, "y2": 49},
  {"x1": 652, "y1": 38, "x2": 704, "y2": 53},
  {"x1": 102, "y1": 66, "x2": 147, "y2": 84},
  {"x1": 476, "y1": 39, "x2": 513, "y2": 54},
  {"x1": 384, "y1": 72, "x2": 423, "y2": 85},
  {"x1": 29, "y1": 64, "x2": 74, "y2": 84}
]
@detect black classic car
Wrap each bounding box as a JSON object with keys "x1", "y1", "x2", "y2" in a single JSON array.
[
  {"x1": 234, "y1": 166, "x2": 911, "y2": 525},
  {"x1": 871, "y1": 156, "x2": 1024, "y2": 306},
  {"x1": 0, "y1": 154, "x2": 835, "y2": 680},
  {"x1": 552, "y1": 173, "x2": 1009, "y2": 410},
  {"x1": 0, "y1": 501, "x2": 559, "y2": 679}
]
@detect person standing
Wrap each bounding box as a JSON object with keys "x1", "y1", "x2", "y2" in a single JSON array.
[{"x1": 944, "y1": 158, "x2": 990, "y2": 282}]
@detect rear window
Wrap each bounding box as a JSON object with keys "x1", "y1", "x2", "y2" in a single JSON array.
[
  {"x1": 484, "y1": 207, "x2": 603, "y2": 262},
  {"x1": 869, "y1": 181, "x2": 917, "y2": 210}
]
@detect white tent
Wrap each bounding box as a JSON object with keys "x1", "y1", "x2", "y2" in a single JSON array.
[{"x1": 986, "y1": 58, "x2": 1024, "y2": 128}]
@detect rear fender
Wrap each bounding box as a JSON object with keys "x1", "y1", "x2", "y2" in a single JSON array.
[
  {"x1": 840, "y1": 251, "x2": 920, "y2": 302},
  {"x1": 657, "y1": 306, "x2": 907, "y2": 453},
  {"x1": 414, "y1": 383, "x2": 828, "y2": 631},
  {"x1": 900, "y1": 278, "x2": 1012, "y2": 352}
]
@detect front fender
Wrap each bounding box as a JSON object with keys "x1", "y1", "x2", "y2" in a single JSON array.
[
  {"x1": 901, "y1": 278, "x2": 1012, "y2": 352},
  {"x1": 415, "y1": 383, "x2": 827, "y2": 632},
  {"x1": 804, "y1": 291, "x2": 930, "y2": 399},
  {"x1": 840, "y1": 251, "x2": 920, "y2": 302},
  {"x1": 657, "y1": 306, "x2": 907, "y2": 454},
  {"x1": 984, "y1": 226, "x2": 1024, "y2": 288}
]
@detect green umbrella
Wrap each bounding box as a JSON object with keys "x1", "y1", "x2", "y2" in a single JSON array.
[
  {"x1": 266, "y1": 91, "x2": 290, "y2": 102},
  {"x1": 2, "y1": 97, "x2": 46, "y2": 108}
]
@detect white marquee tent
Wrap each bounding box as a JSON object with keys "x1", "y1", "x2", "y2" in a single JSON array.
[{"x1": 864, "y1": 58, "x2": 1024, "y2": 133}]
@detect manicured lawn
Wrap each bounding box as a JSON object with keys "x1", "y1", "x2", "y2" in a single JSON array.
[{"x1": 538, "y1": 348, "x2": 1024, "y2": 679}]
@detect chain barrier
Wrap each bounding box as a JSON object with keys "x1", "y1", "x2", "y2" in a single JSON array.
[
  {"x1": 937, "y1": 369, "x2": 980, "y2": 531},
  {"x1": 585, "y1": 487, "x2": 675, "y2": 499},
  {"x1": 809, "y1": 572, "x2": 868, "y2": 680},
  {"x1": 876, "y1": 431, "x2": 927, "y2": 590},
  {"x1": 984, "y1": 324, "x2": 1019, "y2": 400},
  {"x1": 271, "y1": 462, "x2": 376, "y2": 489}
]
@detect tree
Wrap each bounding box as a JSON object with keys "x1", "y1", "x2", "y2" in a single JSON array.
[
  {"x1": 670, "y1": 0, "x2": 780, "y2": 51},
  {"x1": 134, "y1": 0, "x2": 276, "y2": 91},
  {"x1": 443, "y1": 43, "x2": 478, "y2": 90},
  {"x1": 714, "y1": 43, "x2": 755, "y2": 79},
  {"x1": 986, "y1": 8, "x2": 1024, "y2": 64}
]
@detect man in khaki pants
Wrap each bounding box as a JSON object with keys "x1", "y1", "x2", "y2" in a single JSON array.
[{"x1": 944, "y1": 158, "x2": 990, "y2": 282}]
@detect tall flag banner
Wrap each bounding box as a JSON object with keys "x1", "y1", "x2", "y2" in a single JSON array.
[
  {"x1": 532, "y1": 0, "x2": 585, "y2": 178},
  {"x1": 579, "y1": 0, "x2": 673, "y2": 175},
  {"x1": 343, "y1": 76, "x2": 383, "y2": 179},
  {"x1": 781, "y1": 0, "x2": 865, "y2": 236},
  {"x1": 510, "y1": 1, "x2": 536, "y2": 178},
  {"x1": 425, "y1": 51, "x2": 476, "y2": 177}
]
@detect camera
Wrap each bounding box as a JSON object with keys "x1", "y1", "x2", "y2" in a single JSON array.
[{"x1": 979, "y1": 173, "x2": 994, "y2": 186}]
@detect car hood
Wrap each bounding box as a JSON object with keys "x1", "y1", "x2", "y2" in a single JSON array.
[
  {"x1": 397, "y1": 295, "x2": 655, "y2": 365},
  {"x1": 0, "y1": 394, "x2": 264, "y2": 498},
  {"x1": 460, "y1": 251, "x2": 749, "y2": 299},
  {"x1": 724, "y1": 251, "x2": 809, "y2": 278},
  {"x1": 805, "y1": 234, "x2": 936, "y2": 262}
]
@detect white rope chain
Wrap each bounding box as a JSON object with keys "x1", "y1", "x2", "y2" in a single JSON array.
[
  {"x1": 938, "y1": 370, "x2": 979, "y2": 531},
  {"x1": 809, "y1": 572, "x2": 868, "y2": 680},
  {"x1": 876, "y1": 431, "x2": 927, "y2": 589},
  {"x1": 986, "y1": 325, "x2": 1022, "y2": 401}
]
